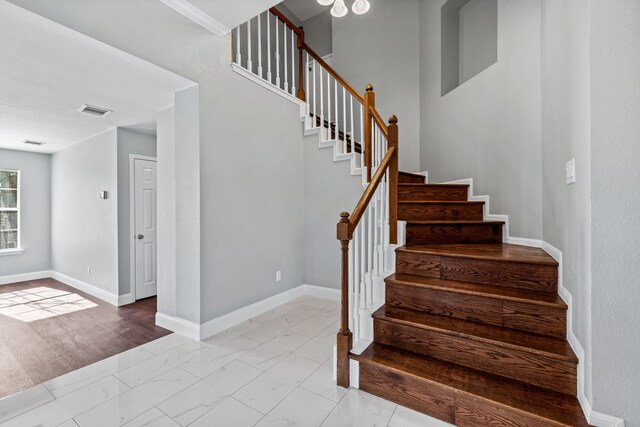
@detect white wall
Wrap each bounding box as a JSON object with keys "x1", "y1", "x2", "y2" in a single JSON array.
[
  {"x1": 116, "y1": 128, "x2": 157, "y2": 297},
  {"x1": 0, "y1": 149, "x2": 51, "y2": 277},
  {"x1": 590, "y1": 0, "x2": 640, "y2": 424},
  {"x1": 51, "y1": 129, "x2": 119, "y2": 296},
  {"x1": 419, "y1": 0, "x2": 543, "y2": 240},
  {"x1": 302, "y1": 10, "x2": 332, "y2": 58},
  {"x1": 303, "y1": 136, "x2": 362, "y2": 289},
  {"x1": 540, "y1": 0, "x2": 592, "y2": 407},
  {"x1": 332, "y1": 0, "x2": 421, "y2": 172},
  {"x1": 8, "y1": 0, "x2": 308, "y2": 324}
]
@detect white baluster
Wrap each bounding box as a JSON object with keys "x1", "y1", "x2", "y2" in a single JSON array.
[
  {"x1": 275, "y1": 17, "x2": 280, "y2": 88},
  {"x1": 283, "y1": 21, "x2": 288, "y2": 93},
  {"x1": 235, "y1": 26, "x2": 241, "y2": 65},
  {"x1": 350, "y1": 95, "x2": 354, "y2": 154},
  {"x1": 367, "y1": 205, "x2": 374, "y2": 308},
  {"x1": 335, "y1": 80, "x2": 340, "y2": 149},
  {"x1": 291, "y1": 29, "x2": 296, "y2": 96},
  {"x1": 359, "y1": 217, "x2": 366, "y2": 316},
  {"x1": 327, "y1": 74, "x2": 332, "y2": 139},
  {"x1": 305, "y1": 52, "x2": 310, "y2": 115},
  {"x1": 353, "y1": 227, "x2": 360, "y2": 340},
  {"x1": 257, "y1": 14, "x2": 263, "y2": 78},
  {"x1": 348, "y1": 233, "x2": 355, "y2": 331},
  {"x1": 312, "y1": 60, "x2": 317, "y2": 121},
  {"x1": 267, "y1": 14, "x2": 271, "y2": 82},
  {"x1": 373, "y1": 188, "x2": 379, "y2": 276},
  {"x1": 342, "y1": 87, "x2": 347, "y2": 156},
  {"x1": 247, "y1": 18, "x2": 252, "y2": 72},
  {"x1": 320, "y1": 67, "x2": 324, "y2": 128}
]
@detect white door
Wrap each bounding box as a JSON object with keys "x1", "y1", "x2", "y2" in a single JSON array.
[{"x1": 134, "y1": 158, "x2": 157, "y2": 300}]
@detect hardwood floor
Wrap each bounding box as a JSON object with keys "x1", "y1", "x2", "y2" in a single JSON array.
[{"x1": 0, "y1": 278, "x2": 169, "y2": 398}]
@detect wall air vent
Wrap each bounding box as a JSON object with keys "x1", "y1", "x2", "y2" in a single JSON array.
[
  {"x1": 78, "y1": 104, "x2": 112, "y2": 117},
  {"x1": 23, "y1": 140, "x2": 46, "y2": 146}
]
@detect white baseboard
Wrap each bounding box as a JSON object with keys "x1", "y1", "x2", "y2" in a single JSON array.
[
  {"x1": 198, "y1": 284, "x2": 336, "y2": 340},
  {"x1": 118, "y1": 293, "x2": 135, "y2": 306},
  {"x1": 157, "y1": 284, "x2": 339, "y2": 341},
  {"x1": 299, "y1": 284, "x2": 340, "y2": 301},
  {"x1": 0, "y1": 270, "x2": 51, "y2": 285},
  {"x1": 540, "y1": 242, "x2": 624, "y2": 427},
  {"x1": 49, "y1": 271, "x2": 120, "y2": 307},
  {"x1": 155, "y1": 313, "x2": 200, "y2": 341}
]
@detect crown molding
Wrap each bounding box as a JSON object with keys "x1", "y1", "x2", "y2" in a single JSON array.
[{"x1": 158, "y1": 0, "x2": 230, "y2": 37}]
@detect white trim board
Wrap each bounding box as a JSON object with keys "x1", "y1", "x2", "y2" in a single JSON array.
[
  {"x1": 540, "y1": 243, "x2": 625, "y2": 427},
  {"x1": 157, "y1": 0, "x2": 230, "y2": 37},
  {"x1": 0, "y1": 270, "x2": 50, "y2": 285},
  {"x1": 231, "y1": 63, "x2": 306, "y2": 108},
  {"x1": 0, "y1": 270, "x2": 134, "y2": 307},
  {"x1": 157, "y1": 284, "x2": 340, "y2": 341},
  {"x1": 49, "y1": 271, "x2": 123, "y2": 307},
  {"x1": 439, "y1": 176, "x2": 624, "y2": 426}
]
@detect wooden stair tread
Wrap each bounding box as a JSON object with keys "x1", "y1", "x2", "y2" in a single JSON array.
[
  {"x1": 353, "y1": 343, "x2": 591, "y2": 426},
  {"x1": 399, "y1": 201, "x2": 484, "y2": 205},
  {"x1": 374, "y1": 305, "x2": 577, "y2": 362},
  {"x1": 405, "y1": 220, "x2": 504, "y2": 225},
  {"x1": 399, "y1": 183, "x2": 469, "y2": 188},
  {"x1": 398, "y1": 243, "x2": 558, "y2": 266},
  {"x1": 386, "y1": 273, "x2": 566, "y2": 308}
]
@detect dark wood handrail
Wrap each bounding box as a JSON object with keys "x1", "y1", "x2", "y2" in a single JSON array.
[
  {"x1": 269, "y1": 7, "x2": 303, "y2": 36},
  {"x1": 344, "y1": 147, "x2": 395, "y2": 237},
  {"x1": 303, "y1": 43, "x2": 366, "y2": 105},
  {"x1": 370, "y1": 107, "x2": 389, "y2": 139}
]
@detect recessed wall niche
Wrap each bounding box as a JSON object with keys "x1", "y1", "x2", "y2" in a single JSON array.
[{"x1": 441, "y1": 0, "x2": 497, "y2": 96}]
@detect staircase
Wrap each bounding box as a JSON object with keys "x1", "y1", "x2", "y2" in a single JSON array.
[
  {"x1": 232, "y1": 8, "x2": 591, "y2": 426},
  {"x1": 352, "y1": 172, "x2": 591, "y2": 426}
]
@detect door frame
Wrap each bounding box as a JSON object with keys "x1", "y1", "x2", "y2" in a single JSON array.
[{"x1": 129, "y1": 154, "x2": 158, "y2": 302}]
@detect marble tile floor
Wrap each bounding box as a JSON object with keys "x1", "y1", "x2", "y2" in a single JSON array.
[{"x1": 0, "y1": 296, "x2": 453, "y2": 427}]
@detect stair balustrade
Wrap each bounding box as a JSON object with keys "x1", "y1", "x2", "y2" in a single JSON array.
[{"x1": 232, "y1": 8, "x2": 400, "y2": 389}]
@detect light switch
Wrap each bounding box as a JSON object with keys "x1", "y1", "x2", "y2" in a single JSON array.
[
  {"x1": 566, "y1": 159, "x2": 576, "y2": 185},
  {"x1": 100, "y1": 191, "x2": 108, "y2": 199}
]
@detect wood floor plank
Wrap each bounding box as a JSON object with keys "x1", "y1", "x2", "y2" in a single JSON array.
[{"x1": 0, "y1": 278, "x2": 169, "y2": 399}]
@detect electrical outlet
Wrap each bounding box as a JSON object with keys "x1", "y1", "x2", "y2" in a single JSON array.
[
  {"x1": 566, "y1": 158, "x2": 576, "y2": 184},
  {"x1": 276, "y1": 271, "x2": 282, "y2": 282}
]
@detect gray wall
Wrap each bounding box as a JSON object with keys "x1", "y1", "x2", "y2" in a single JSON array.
[
  {"x1": 51, "y1": 129, "x2": 119, "y2": 296},
  {"x1": 116, "y1": 128, "x2": 157, "y2": 297},
  {"x1": 459, "y1": 0, "x2": 497, "y2": 84},
  {"x1": 332, "y1": 0, "x2": 421, "y2": 173},
  {"x1": 420, "y1": 0, "x2": 543, "y2": 240},
  {"x1": 590, "y1": 0, "x2": 640, "y2": 424},
  {"x1": 302, "y1": 10, "x2": 332, "y2": 58},
  {"x1": 540, "y1": 0, "x2": 592, "y2": 405},
  {"x1": 303, "y1": 136, "x2": 362, "y2": 289},
  {"x1": 9, "y1": 0, "x2": 307, "y2": 323},
  {"x1": 0, "y1": 149, "x2": 51, "y2": 277}
]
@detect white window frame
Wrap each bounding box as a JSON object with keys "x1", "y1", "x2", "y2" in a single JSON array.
[{"x1": 0, "y1": 168, "x2": 21, "y2": 255}]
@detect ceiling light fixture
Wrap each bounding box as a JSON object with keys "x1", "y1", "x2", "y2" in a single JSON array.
[
  {"x1": 331, "y1": 0, "x2": 349, "y2": 17},
  {"x1": 352, "y1": 0, "x2": 370, "y2": 15},
  {"x1": 319, "y1": 0, "x2": 370, "y2": 18}
]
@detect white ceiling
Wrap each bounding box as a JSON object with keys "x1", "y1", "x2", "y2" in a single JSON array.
[
  {"x1": 283, "y1": 0, "x2": 329, "y2": 22},
  {"x1": 0, "y1": 1, "x2": 194, "y2": 154}
]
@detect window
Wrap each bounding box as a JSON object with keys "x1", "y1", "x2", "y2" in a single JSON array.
[{"x1": 0, "y1": 169, "x2": 19, "y2": 251}]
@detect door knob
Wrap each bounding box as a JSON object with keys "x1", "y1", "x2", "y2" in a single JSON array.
[{"x1": 137, "y1": 234, "x2": 144, "y2": 240}]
